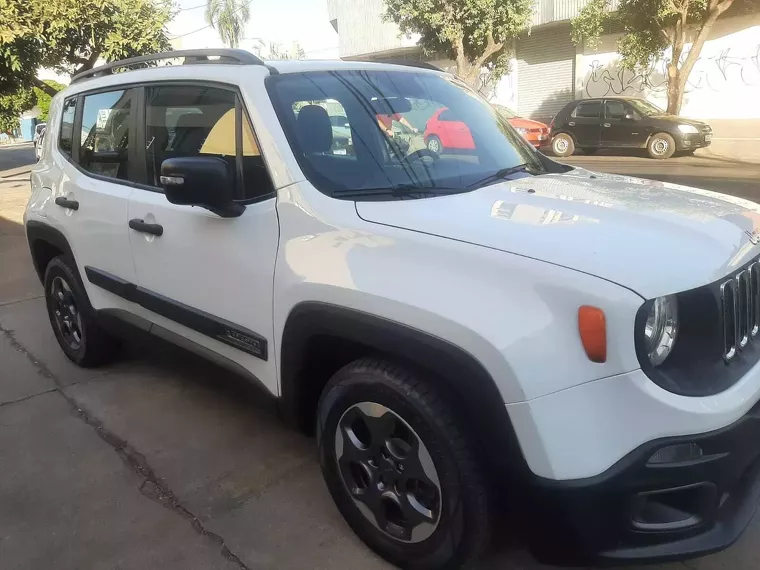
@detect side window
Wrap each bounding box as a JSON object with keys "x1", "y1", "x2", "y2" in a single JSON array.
[
  {"x1": 146, "y1": 85, "x2": 272, "y2": 200},
  {"x1": 605, "y1": 100, "x2": 626, "y2": 120},
  {"x1": 572, "y1": 101, "x2": 601, "y2": 119},
  {"x1": 292, "y1": 99, "x2": 354, "y2": 156},
  {"x1": 79, "y1": 90, "x2": 132, "y2": 181},
  {"x1": 59, "y1": 98, "x2": 77, "y2": 157},
  {"x1": 438, "y1": 109, "x2": 453, "y2": 121}
]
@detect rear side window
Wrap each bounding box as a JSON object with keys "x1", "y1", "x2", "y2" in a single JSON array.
[
  {"x1": 59, "y1": 98, "x2": 77, "y2": 157},
  {"x1": 573, "y1": 101, "x2": 601, "y2": 119},
  {"x1": 145, "y1": 85, "x2": 272, "y2": 200},
  {"x1": 79, "y1": 90, "x2": 133, "y2": 181},
  {"x1": 605, "y1": 100, "x2": 627, "y2": 119}
]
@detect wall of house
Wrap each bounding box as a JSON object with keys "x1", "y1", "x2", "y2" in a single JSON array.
[{"x1": 578, "y1": 14, "x2": 760, "y2": 119}]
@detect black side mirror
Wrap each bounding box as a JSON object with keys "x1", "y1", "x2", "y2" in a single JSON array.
[
  {"x1": 625, "y1": 113, "x2": 635, "y2": 120},
  {"x1": 160, "y1": 156, "x2": 244, "y2": 218}
]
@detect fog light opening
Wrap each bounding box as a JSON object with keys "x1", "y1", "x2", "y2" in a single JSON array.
[
  {"x1": 631, "y1": 482, "x2": 717, "y2": 532},
  {"x1": 647, "y1": 443, "x2": 703, "y2": 465}
]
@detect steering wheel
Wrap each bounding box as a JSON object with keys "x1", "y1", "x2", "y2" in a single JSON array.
[{"x1": 404, "y1": 148, "x2": 440, "y2": 162}]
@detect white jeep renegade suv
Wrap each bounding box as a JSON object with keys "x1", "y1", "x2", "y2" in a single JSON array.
[{"x1": 26, "y1": 49, "x2": 760, "y2": 569}]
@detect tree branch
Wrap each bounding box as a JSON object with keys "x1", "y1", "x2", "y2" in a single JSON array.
[
  {"x1": 32, "y1": 77, "x2": 58, "y2": 98},
  {"x1": 74, "y1": 50, "x2": 101, "y2": 75}
]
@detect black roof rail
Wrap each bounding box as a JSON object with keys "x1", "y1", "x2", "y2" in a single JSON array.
[
  {"x1": 355, "y1": 58, "x2": 443, "y2": 72},
  {"x1": 71, "y1": 49, "x2": 277, "y2": 84}
]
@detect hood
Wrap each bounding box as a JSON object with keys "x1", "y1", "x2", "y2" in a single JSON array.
[
  {"x1": 509, "y1": 117, "x2": 547, "y2": 130},
  {"x1": 355, "y1": 168, "x2": 760, "y2": 298},
  {"x1": 649, "y1": 114, "x2": 708, "y2": 128}
]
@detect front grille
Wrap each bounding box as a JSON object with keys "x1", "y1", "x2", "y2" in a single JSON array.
[{"x1": 722, "y1": 263, "x2": 760, "y2": 361}]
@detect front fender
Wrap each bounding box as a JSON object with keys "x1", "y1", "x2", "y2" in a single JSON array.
[{"x1": 274, "y1": 183, "x2": 644, "y2": 405}]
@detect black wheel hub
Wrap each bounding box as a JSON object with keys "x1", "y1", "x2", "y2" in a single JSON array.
[
  {"x1": 335, "y1": 402, "x2": 441, "y2": 543},
  {"x1": 50, "y1": 276, "x2": 83, "y2": 350}
]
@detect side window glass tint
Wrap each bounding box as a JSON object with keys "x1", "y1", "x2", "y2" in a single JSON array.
[
  {"x1": 146, "y1": 85, "x2": 272, "y2": 200},
  {"x1": 605, "y1": 101, "x2": 626, "y2": 119},
  {"x1": 79, "y1": 90, "x2": 132, "y2": 181},
  {"x1": 573, "y1": 101, "x2": 601, "y2": 119},
  {"x1": 59, "y1": 98, "x2": 77, "y2": 157}
]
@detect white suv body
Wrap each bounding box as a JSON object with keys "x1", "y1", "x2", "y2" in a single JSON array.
[{"x1": 26, "y1": 50, "x2": 760, "y2": 568}]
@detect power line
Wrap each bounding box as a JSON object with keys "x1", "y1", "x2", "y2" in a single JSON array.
[
  {"x1": 169, "y1": 0, "x2": 255, "y2": 40},
  {"x1": 177, "y1": 3, "x2": 206, "y2": 12}
]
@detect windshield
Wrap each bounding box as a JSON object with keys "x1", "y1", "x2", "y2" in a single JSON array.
[
  {"x1": 266, "y1": 70, "x2": 544, "y2": 198},
  {"x1": 627, "y1": 99, "x2": 665, "y2": 116}
]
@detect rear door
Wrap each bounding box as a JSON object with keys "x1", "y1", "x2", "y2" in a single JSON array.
[
  {"x1": 54, "y1": 89, "x2": 140, "y2": 314},
  {"x1": 568, "y1": 100, "x2": 601, "y2": 148},
  {"x1": 602, "y1": 100, "x2": 643, "y2": 147}
]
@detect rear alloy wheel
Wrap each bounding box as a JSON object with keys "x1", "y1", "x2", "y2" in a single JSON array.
[
  {"x1": 318, "y1": 359, "x2": 491, "y2": 570},
  {"x1": 426, "y1": 135, "x2": 442, "y2": 154},
  {"x1": 647, "y1": 133, "x2": 676, "y2": 159},
  {"x1": 551, "y1": 133, "x2": 575, "y2": 157},
  {"x1": 44, "y1": 255, "x2": 121, "y2": 367}
]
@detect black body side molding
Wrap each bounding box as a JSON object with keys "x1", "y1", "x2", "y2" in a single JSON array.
[{"x1": 84, "y1": 266, "x2": 268, "y2": 360}]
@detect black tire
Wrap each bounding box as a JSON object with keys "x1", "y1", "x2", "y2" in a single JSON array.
[
  {"x1": 317, "y1": 358, "x2": 490, "y2": 570},
  {"x1": 550, "y1": 133, "x2": 575, "y2": 157},
  {"x1": 581, "y1": 147, "x2": 598, "y2": 155},
  {"x1": 44, "y1": 255, "x2": 120, "y2": 367},
  {"x1": 426, "y1": 135, "x2": 443, "y2": 155},
  {"x1": 647, "y1": 132, "x2": 676, "y2": 159}
]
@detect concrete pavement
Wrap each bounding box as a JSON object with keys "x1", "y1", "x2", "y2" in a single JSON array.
[{"x1": 3, "y1": 152, "x2": 760, "y2": 569}]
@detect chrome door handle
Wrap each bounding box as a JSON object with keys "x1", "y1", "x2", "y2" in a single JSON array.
[{"x1": 603, "y1": 123, "x2": 611, "y2": 127}]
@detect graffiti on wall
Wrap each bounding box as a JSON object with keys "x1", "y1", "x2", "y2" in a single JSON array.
[{"x1": 583, "y1": 43, "x2": 760, "y2": 99}]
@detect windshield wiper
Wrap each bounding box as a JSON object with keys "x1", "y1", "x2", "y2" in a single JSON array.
[
  {"x1": 333, "y1": 184, "x2": 470, "y2": 200},
  {"x1": 467, "y1": 163, "x2": 537, "y2": 189}
]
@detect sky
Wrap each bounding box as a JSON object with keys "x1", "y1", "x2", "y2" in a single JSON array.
[{"x1": 168, "y1": 0, "x2": 340, "y2": 59}]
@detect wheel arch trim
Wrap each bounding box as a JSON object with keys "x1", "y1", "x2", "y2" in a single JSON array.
[
  {"x1": 279, "y1": 301, "x2": 529, "y2": 481},
  {"x1": 26, "y1": 220, "x2": 76, "y2": 283}
]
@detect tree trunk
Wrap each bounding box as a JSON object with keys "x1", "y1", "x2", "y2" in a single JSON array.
[
  {"x1": 666, "y1": 0, "x2": 734, "y2": 115},
  {"x1": 666, "y1": 68, "x2": 685, "y2": 115}
]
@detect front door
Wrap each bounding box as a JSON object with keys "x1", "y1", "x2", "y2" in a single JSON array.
[
  {"x1": 601, "y1": 100, "x2": 644, "y2": 147},
  {"x1": 568, "y1": 100, "x2": 601, "y2": 148},
  {"x1": 127, "y1": 83, "x2": 280, "y2": 393}
]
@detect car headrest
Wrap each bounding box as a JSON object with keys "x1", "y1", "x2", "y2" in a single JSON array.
[{"x1": 296, "y1": 105, "x2": 333, "y2": 153}]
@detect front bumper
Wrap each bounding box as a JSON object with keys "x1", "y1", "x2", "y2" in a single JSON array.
[
  {"x1": 523, "y1": 398, "x2": 760, "y2": 566},
  {"x1": 678, "y1": 132, "x2": 712, "y2": 150}
]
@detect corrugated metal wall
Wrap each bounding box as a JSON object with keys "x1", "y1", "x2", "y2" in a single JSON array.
[
  {"x1": 517, "y1": 26, "x2": 576, "y2": 121},
  {"x1": 532, "y1": 0, "x2": 620, "y2": 26}
]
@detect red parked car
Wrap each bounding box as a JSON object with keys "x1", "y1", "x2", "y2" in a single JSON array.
[{"x1": 423, "y1": 105, "x2": 549, "y2": 153}]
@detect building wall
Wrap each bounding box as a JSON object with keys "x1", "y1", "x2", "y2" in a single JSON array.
[
  {"x1": 326, "y1": 0, "x2": 418, "y2": 58},
  {"x1": 578, "y1": 14, "x2": 760, "y2": 119}
]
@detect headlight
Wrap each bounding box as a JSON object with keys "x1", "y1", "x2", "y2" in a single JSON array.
[
  {"x1": 644, "y1": 296, "x2": 679, "y2": 366},
  {"x1": 677, "y1": 124, "x2": 699, "y2": 134},
  {"x1": 515, "y1": 127, "x2": 528, "y2": 135}
]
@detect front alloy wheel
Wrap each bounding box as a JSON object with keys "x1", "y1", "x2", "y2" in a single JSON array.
[
  {"x1": 318, "y1": 359, "x2": 491, "y2": 570},
  {"x1": 336, "y1": 402, "x2": 441, "y2": 543}
]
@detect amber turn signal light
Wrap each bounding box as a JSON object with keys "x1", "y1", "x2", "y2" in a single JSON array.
[{"x1": 578, "y1": 305, "x2": 606, "y2": 363}]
